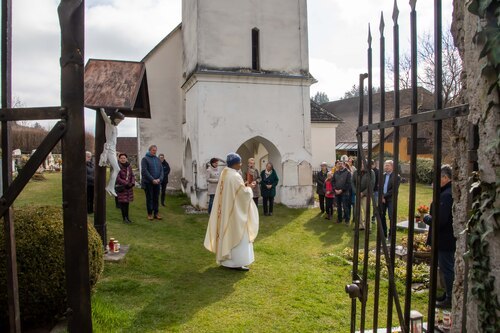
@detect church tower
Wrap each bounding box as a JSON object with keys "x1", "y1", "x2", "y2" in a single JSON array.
[{"x1": 181, "y1": 0, "x2": 314, "y2": 208}]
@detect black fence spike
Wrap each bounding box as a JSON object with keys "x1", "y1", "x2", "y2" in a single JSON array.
[
  {"x1": 368, "y1": 23, "x2": 372, "y2": 45},
  {"x1": 410, "y1": 0, "x2": 417, "y2": 11},
  {"x1": 393, "y1": 0, "x2": 399, "y2": 24},
  {"x1": 379, "y1": 12, "x2": 385, "y2": 35}
]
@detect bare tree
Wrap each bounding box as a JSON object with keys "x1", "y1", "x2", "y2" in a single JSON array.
[
  {"x1": 387, "y1": 27, "x2": 462, "y2": 107},
  {"x1": 418, "y1": 30, "x2": 463, "y2": 106},
  {"x1": 387, "y1": 53, "x2": 412, "y2": 90},
  {"x1": 12, "y1": 96, "x2": 31, "y2": 127}
]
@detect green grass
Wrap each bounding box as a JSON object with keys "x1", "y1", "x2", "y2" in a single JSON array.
[{"x1": 15, "y1": 173, "x2": 433, "y2": 332}]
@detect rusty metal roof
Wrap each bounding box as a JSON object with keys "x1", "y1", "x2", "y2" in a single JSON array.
[{"x1": 84, "y1": 59, "x2": 151, "y2": 118}]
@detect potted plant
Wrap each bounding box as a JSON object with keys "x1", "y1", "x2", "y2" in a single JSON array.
[
  {"x1": 416, "y1": 205, "x2": 429, "y2": 221},
  {"x1": 416, "y1": 205, "x2": 429, "y2": 229}
]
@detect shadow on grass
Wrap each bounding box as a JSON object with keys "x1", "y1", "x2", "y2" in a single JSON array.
[
  {"x1": 124, "y1": 266, "x2": 245, "y2": 332},
  {"x1": 302, "y1": 209, "x2": 355, "y2": 249}
]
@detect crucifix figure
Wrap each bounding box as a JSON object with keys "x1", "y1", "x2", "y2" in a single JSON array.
[{"x1": 98, "y1": 108, "x2": 124, "y2": 197}]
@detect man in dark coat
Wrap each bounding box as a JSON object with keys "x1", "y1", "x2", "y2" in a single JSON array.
[
  {"x1": 316, "y1": 162, "x2": 328, "y2": 214},
  {"x1": 141, "y1": 145, "x2": 164, "y2": 220},
  {"x1": 159, "y1": 153, "x2": 171, "y2": 207},
  {"x1": 370, "y1": 159, "x2": 379, "y2": 224},
  {"x1": 380, "y1": 160, "x2": 400, "y2": 237},
  {"x1": 352, "y1": 164, "x2": 375, "y2": 230},
  {"x1": 423, "y1": 165, "x2": 455, "y2": 309},
  {"x1": 333, "y1": 161, "x2": 352, "y2": 224},
  {"x1": 86, "y1": 151, "x2": 94, "y2": 214}
]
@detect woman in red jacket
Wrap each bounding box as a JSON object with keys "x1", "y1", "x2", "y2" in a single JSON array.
[
  {"x1": 116, "y1": 153, "x2": 136, "y2": 223},
  {"x1": 324, "y1": 172, "x2": 335, "y2": 220}
]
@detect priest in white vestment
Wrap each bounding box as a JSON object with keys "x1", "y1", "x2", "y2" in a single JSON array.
[{"x1": 204, "y1": 153, "x2": 259, "y2": 271}]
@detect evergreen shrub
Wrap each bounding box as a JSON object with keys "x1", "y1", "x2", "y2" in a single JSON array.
[
  {"x1": 0, "y1": 206, "x2": 103, "y2": 328},
  {"x1": 416, "y1": 158, "x2": 434, "y2": 184}
]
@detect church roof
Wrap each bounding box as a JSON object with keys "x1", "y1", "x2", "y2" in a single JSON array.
[
  {"x1": 310, "y1": 100, "x2": 343, "y2": 123},
  {"x1": 142, "y1": 23, "x2": 182, "y2": 62}
]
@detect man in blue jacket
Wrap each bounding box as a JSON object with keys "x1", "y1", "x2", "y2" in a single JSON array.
[{"x1": 141, "y1": 145, "x2": 164, "y2": 220}]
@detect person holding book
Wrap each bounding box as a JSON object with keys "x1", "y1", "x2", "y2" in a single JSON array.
[{"x1": 245, "y1": 158, "x2": 261, "y2": 206}]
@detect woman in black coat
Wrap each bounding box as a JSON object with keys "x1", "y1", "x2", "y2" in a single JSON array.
[
  {"x1": 159, "y1": 153, "x2": 171, "y2": 206},
  {"x1": 316, "y1": 162, "x2": 328, "y2": 214},
  {"x1": 260, "y1": 162, "x2": 279, "y2": 216}
]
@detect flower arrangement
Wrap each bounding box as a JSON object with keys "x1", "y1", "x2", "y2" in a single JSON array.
[
  {"x1": 401, "y1": 234, "x2": 430, "y2": 253},
  {"x1": 416, "y1": 205, "x2": 429, "y2": 218}
]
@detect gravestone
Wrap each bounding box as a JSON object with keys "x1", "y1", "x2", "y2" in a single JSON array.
[
  {"x1": 298, "y1": 160, "x2": 313, "y2": 186},
  {"x1": 282, "y1": 160, "x2": 298, "y2": 186}
]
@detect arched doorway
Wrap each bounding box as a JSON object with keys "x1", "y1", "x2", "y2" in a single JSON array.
[{"x1": 236, "y1": 136, "x2": 282, "y2": 203}]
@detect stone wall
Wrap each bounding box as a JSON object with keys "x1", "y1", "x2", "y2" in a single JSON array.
[{"x1": 451, "y1": 1, "x2": 500, "y2": 331}]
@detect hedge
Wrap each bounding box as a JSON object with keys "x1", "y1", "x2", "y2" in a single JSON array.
[
  {"x1": 416, "y1": 158, "x2": 434, "y2": 184},
  {"x1": 0, "y1": 206, "x2": 103, "y2": 329}
]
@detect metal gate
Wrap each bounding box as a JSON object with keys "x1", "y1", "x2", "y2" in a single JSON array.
[
  {"x1": 345, "y1": 1, "x2": 472, "y2": 332},
  {"x1": 2, "y1": 1, "x2": 92, "y2": 332}
]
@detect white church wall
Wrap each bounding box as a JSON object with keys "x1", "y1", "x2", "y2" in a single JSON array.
[
  {"x1": 182, "y1": 0, "x2": 198, "y2": 77},
  {"x1": 183, "y1": 74, "x2": 313, "y2": 208},
  {"x1": 183, "y1": 81, "x2": 202, "y2": 206},
  {"x1": 186, "y1": 0, "x2": 309, "y2": 74},
  {"x1": 311, "y1": 123, "x2": 338, "y2": 168},
  {"x1": 138, "y1": 27, "x2": 184, "y2": 188}
]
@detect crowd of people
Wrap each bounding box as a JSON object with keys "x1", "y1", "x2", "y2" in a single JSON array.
[
  {"x1": 206, "y1": 156, "x2": 279, "y2": 217},
  {"x1": 315, "y1": 157, "x2": 456, "y2": 309},
  {"x1": 85, "y1": 144, "x2": 171, "y2": 224},
  {"x1": 315, "y1": 156, "x2": 400, "y2": 235}
]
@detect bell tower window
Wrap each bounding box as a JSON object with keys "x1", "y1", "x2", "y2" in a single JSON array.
[{"x1": 252, "y1": 28, "x2": 260, "y2": 71}]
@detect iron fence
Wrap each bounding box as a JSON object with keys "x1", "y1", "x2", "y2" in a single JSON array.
[{"x1": 345, "y1": 1, "x2": 471, "y2": 332}]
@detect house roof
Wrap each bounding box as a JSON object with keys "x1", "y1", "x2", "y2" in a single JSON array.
[
  {"x1": 336, "y1": 142, "x2": 369, "y2": 151},
  {"x1": 117, "y1": 137, "x2": 138, "y2": 156},
  {"x1": 322, "y1": 87, "x2": 434, "y2": 146},
  {"x1": 310, "y1": 100, "x2": 343, "y2": 123}
]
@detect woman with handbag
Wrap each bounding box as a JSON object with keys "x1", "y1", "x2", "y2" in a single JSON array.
[{"x1": 116, "y1": 153, "x2": 136, "y2": 223}]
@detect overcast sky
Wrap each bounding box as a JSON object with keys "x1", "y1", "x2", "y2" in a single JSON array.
[{"x1": 9, "y1": 0, "x2": 453, "y2": 137}]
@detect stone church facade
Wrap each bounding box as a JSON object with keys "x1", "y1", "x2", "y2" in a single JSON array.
[{"x1": 138, "y1": 0, "x2": 315, "y2": 209}]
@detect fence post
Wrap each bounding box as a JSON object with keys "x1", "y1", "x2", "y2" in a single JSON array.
[{"x1": 59, "y1": 0, "x2": 93, "y2": 331}]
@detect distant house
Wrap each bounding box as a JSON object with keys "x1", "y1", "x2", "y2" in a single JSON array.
[
  {"x1": 321, "y1": 87, "x2": 437, "y2": 162},
  {"x1": 117, "y1": 137, "x2": 138, "y2": 167},
  {"x1": 310, "y1": 100, "x2": 343, "y2": 167}
]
